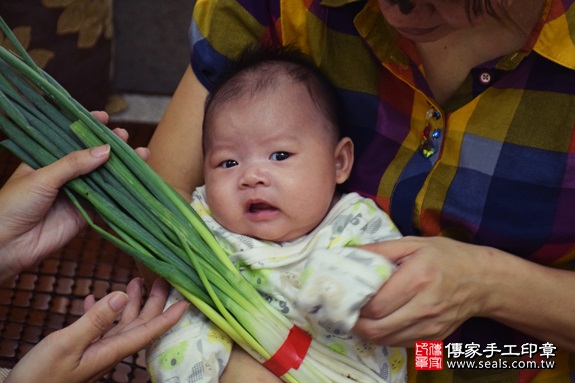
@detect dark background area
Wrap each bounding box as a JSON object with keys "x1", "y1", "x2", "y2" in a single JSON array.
[{"x1": 112, "y1": 0, "x2": 194, "y2": 96}]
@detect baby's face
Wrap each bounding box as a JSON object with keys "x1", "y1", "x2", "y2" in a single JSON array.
[{"x1": 203, "y1": 82, "x2": 349, "y2": 242}]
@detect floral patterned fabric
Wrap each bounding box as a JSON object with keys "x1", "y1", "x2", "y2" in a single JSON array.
[{"x1": 0, "y1": 0, "x2": 113, "y2": 110}]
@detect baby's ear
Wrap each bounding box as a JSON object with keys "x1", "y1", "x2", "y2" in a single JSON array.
[{"x1": 334, "y1": 137, "x2": 354, "y2": 184}]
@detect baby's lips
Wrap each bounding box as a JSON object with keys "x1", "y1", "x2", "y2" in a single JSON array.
[{"x1": 245, "y1": 198, "x2": 277, "y2": 212}]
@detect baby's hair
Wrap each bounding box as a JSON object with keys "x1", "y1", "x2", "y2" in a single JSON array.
[{"x1": 202, "y1": 45, "x2": 344, "y2": 149}]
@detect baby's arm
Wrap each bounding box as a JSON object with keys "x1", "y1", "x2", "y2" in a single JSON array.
[
  {"x1": 295, "y1": 247, "x2": 395, "y2": 335},
  {"x1": 146, "y1": 289, "x2": 233, "y2": 383},
  {"x1": 295, "y1": 196, "x2": 401, "y2": 336}
]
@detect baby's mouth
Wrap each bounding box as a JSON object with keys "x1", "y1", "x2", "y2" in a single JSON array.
[
  {"x1": 246, "y1": 200, "x2": 279, "y2": 215},
  {"x1": 248, "y1": 202, "x2": 277, "y2": 213}
]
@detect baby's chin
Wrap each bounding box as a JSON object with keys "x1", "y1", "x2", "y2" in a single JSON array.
[
  {"x1": 219, "y1": 215, "x2": 321, "y2": 243},
  {"x1": 242, "y1": 227, "x2": 313, "y2": 243}
]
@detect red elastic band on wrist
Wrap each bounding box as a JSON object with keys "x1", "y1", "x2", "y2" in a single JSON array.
[{"x1": 262, "y1": 325, "x2": 312, "y2": 377}]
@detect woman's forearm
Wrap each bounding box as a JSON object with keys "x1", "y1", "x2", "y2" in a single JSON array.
[
  {"x1": 148, "y1": 65, "x2": 208, "y2": 201},
  {"x1": 220, "y1": 345, "x2": 282, "y2": 383},
  {"x1": 479, "y1": 246, "x2": 575, "y2": 350},
  {"x1": 355, "y1": 237, "x2": 575, "y2": 350},
  {"x1": 140, "y1": 66, "x2": 209, "y2": 288}
]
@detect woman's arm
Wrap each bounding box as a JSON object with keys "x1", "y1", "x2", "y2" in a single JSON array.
[
  {"x1": 221, "y1": 345, "x2": 282, "y2": 383},
  {"x1": 148, "y1": 65, "x2": 208, "y2": 200},
  {"x1": 354, "y1": 236, "x2": 575, "y2": 351},
  {"x1": 136, "y1": 65, "x2": 208, "y2": 287}
]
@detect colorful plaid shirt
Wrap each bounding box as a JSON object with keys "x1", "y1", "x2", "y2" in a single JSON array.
[{"x1": 189, "y1": 0, "x2": 575, "y2": 381}]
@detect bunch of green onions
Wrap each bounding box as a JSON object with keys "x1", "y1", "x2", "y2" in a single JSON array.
[{"x1": 0, "y1": 18, "x2": 385, "y2": 383}]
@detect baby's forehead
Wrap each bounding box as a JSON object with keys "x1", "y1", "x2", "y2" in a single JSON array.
[
  {"x1": 231, "y1": 64, "x2": 305, "y2": 99},
  {"x1": 204, "y1": 58, "x2": 341, "y2": 144}
]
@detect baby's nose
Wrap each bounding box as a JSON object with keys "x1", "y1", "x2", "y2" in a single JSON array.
[{"x1": 240, "y1": 165, "x2": 270, "y2": 187}]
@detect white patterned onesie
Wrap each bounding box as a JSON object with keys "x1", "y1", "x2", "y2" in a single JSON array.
[{"x1": 147, "y1": 188, "x2": 407, "y2": 383}]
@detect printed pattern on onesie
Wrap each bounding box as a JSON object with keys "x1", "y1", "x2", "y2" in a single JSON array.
[{"x1": 147, "y1": 188, "x2": 408, "y2": 383}]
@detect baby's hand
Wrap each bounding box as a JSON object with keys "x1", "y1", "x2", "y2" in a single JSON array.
[{"x1": 296, "y1": 247, "x2": 395, "y2": 334}]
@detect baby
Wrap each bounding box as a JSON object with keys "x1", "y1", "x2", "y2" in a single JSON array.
[{"x1": 147, "y1": 47, "x2": 407, "y2": 383}]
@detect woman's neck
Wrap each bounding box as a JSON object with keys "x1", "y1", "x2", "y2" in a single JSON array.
[{"x1": 415, "y1": 0, "x2": 547, "y2": 104}]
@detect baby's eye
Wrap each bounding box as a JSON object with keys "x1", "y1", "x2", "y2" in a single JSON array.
[
  {"x1": 270, "y1": 152, "x2": 290, "y2": 161},
  {"x1": 219, "y1": 159, "x2": 238, "y2": 168}
]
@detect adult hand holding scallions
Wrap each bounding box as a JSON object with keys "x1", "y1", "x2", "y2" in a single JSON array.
[
  {"x1": 0, "y1": 112, "x2": 148, "y2": 283},
  {"x1": 0, "y1": 114, "x2": 188, "y2": 383}
]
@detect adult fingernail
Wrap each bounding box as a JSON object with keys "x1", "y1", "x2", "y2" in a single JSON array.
[
  {"x1": 91, "y1": 144, "x2": 111, "y2": 158},
  {"x1": 109, "y1": 292, "x2": 128, "y2": 312}
]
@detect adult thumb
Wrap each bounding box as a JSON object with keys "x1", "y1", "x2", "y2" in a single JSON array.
[
  {"x1": 36, "y1": 145, "x2": 111, "y2": 190},
  {"x1": 358, "y1": 238, "x2": 413, "y2": 264}
]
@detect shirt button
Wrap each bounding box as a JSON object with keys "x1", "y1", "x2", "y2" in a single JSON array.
[{"x1": 479, "y1": 71, "x2": 492, "y2": 85}]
